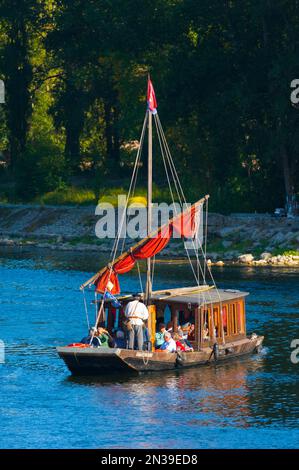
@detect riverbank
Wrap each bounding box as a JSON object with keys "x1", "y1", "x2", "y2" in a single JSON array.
[{"x1": 0, "y1": 203, "x2": 298, "y2": 266}]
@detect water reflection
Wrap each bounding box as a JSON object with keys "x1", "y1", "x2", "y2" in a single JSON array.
[{"x1": 67, "y1": 357, "x2": 267, "y2": 428}]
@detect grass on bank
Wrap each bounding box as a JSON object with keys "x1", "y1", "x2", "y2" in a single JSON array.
[
  {"x1": 37, "y1": 187, "x2": 96, "y2": 205},
  {"x1": 35, "y1": 184, "x2": 172, "y2": 206}
]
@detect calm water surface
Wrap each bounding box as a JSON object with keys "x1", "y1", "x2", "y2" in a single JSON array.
[{"x1": 0, "y1": 247, "x2": 298, "y2": 449}]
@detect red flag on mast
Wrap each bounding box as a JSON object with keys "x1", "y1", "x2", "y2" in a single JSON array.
[{"x1": 147, "y1": 77, "x2": 157, "y2": 114}]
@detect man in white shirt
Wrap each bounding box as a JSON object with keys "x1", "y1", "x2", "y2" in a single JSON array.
[
  {"x1": 160, "y1": 331, "x2": 177, "y2": 352},
  {"x1": 125, "y1": 295, "x2": 149, "y2": 350}
]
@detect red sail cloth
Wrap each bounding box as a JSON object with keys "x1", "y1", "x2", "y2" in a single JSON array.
[
  {"x1": 95, "y1": 268, "x2": 120, "y2": 295},
  {"x1": 94, "y1": 226, "x2": 172, "y2": 293},
  {"x1": 94, "y1": 205, "x2": 198, "y2": 294},
  {"x1": 172, "y1": 205, "x2": 197, "y2": 238},
  {"x1": 113, "y1": 254, "x2": 135, "y2": 274},
  {"x1": 134, "y1": 225, "x2": 172, "y2": 259}
]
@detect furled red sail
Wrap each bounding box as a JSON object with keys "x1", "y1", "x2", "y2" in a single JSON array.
[
  {"x1": 172, "y1": 205, "x2": 197, "y2": 238},
  {"x1": 81, "y1": 198, "x2": 206, "y2": 294},
  {"x1": 94, "y1": 225, "x2": 172, "y2": 294}
]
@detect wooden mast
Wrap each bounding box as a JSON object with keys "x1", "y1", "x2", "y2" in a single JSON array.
[{"x1": 145, "y1": 108, "x2": 153, "y2": 304}]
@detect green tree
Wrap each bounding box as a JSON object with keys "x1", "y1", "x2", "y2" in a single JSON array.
[{"x1": 0, "y1": 0, "x2": 43, "y2": 171}]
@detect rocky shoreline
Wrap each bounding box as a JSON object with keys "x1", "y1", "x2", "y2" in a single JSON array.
[{"x1": 0, "y1": 203, "x2": 298, "y2": 267}]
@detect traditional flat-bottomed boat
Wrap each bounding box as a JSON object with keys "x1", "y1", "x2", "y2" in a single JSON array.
[{"x1": 57, "y1": 78, "x2": 264, "y2": 375}]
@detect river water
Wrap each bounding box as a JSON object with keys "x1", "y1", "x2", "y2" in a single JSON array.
[{"x1": 0, "y1": 247, "x2": 298, "y2": 449}]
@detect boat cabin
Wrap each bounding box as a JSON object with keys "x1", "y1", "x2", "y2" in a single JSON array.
[{"x1": 100, "y1": 287, "x2": 249, "y2": 351}]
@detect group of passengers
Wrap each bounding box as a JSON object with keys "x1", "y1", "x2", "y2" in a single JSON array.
[
  {"x1": 155, "y1": 323, "x2": 194, "y2": 352},
  {"x1": 80, "y1": 294, "x2": 194, "y2": 353},
  {"x1": 81, "y1": 326, "x2": 112, "y2": 348}
]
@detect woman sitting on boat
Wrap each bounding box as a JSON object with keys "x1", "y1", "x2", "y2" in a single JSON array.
[
  {"x1": 159, "y1": 331, "x2": 177, "y2": 352},
  {"x1": 155, "y1": 323, "x2": 166, "y2": 349},
  {"x1": 174, "y1": 331, "x2": 194, "y2": 352},
  {"x1": 96, "y1": 326, "x2": 110, "y2": 348},
  {"x1": 188, "y1": 323, "x2": 196, "y2": 341}
]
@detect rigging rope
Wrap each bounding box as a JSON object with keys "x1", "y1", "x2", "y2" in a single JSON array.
[
  {"x1": 111, "y1": 112, "x2": 147, "y2": 259},
  {"x1": 154, "y1": 115, "x2": 202, "y2": 285},
  {"x1": 90, "y1": 108, "x2": 226, "y2": 345},
  {"x1": 82, "y1": 288, "x2": 90, "y2": 330},
  {"x1": 155, "y1": 115, "x2": 222, "y2": 294},
  {"x1": 136, "y1": 261, "x2": 143, "y2": 293},
  {"x1": 89, "y1": 113, "x2": 149, "y2": 343},
  {"x1": 203, "y1": 197, "x2": 209, "y2": 283},
  {"x1": 155, "y1": 114, "x2": 225, "y2": 343}
]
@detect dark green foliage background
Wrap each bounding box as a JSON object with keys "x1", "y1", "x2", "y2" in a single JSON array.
[{"x1": 0, "y1": 0, "x2": 298, "y2": 211}]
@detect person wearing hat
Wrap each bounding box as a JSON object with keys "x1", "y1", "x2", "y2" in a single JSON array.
[
  {"x1": 124, "y1": 294, "x2": 149, "y2": 350},
  {"x1": 160, "y1": 331, "x2": 177, "y2": 352}
]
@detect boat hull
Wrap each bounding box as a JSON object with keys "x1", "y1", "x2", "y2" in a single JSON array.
[{"x1": 57, "y1": 335, "x2": 264, "y2": 375}]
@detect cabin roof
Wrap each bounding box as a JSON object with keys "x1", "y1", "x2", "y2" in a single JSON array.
[{"x1": 149, "y1": 287, "x2": 249, "y2": 306}]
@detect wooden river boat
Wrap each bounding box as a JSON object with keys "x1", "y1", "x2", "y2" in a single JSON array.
[{"x1": 57, "y1": 78, "x2": 264, "y2": 375}]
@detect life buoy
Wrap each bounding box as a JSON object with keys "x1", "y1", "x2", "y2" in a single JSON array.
[{"x1": 66, "y1": 343, "x2": 89, "y2": 348}]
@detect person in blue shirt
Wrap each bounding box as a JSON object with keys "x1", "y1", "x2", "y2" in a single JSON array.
[
  {"x1": 114, "y1": 329, "x2": 126, "y2": 348},
  {"x1": 160, "y1": 331, "x2": 177, "y2": 352}
]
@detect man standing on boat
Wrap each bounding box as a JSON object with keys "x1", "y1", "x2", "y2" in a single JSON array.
[{"x1": 125, "y1": 294, "x2": 149, "y2": 350}]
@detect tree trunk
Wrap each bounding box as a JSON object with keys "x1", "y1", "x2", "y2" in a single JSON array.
[
  {"x1": 6, "y1": 21, "x2": 32, "y2": 172},
  {"x1": 63, "y1": 79, "x2": 85, "y2": 171},
  {"x1": 104, "y1": 102, "x2": 120, "y2": 176},
  {"x1": 281, "y1": 143, "x2": 295, "y2": 214}
]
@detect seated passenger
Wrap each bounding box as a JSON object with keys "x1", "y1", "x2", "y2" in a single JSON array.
[
  {"x1": 114, "y1": 329, "x2": 126, "y2": 349},
  {"x1": 96, "y1": 326, "x2": 110, "y2": 347},
  {"x1": 180, "y1": 322, "x2": 191, "y2": 339},
  {"x1": 174, "y1": 331, "x2": 194, "y2": 352},
  {"x1": 180, "y1": 330, "x2": 194, "y2": 351},
  {"x1": 203, "y1": 323, "x2": 209, "y2": 340},
  {"x1": 80, "y1": 327, "x2": 101, "y2": 347},
  {"x1": 188, "y1": 323, "x2": 195, "y2": 341},
  {"x1": 160, "y1": 331, "x2": 177, "y2": 352},
  {"x1": 155, "y1": 323, "x2": 166, "y2": 349}
]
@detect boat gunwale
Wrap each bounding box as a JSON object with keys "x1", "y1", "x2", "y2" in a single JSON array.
[{"x1": 56, "y1": 335, "x2": 263, "y2": 357}]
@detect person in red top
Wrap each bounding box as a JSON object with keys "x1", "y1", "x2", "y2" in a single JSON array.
[{"x1": 174, "y1": 331, "x2": 193, "y2": 352}]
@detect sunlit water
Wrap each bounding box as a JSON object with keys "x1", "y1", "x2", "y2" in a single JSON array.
[{"x1": 0, "y1": 247, "x2": 298, "y2": 449}]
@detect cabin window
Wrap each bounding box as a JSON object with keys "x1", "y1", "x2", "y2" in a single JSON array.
[
  {"x1": 227, "y1": 301, "x2": 245, "y2": 336},
  {"x1": 222, "y1": 305, "x2": 228, "y2": 334},
  {"x1": 237, "y1": 301, "x2": 245, "y2": 333},
  {"x1": 110, "y1": 307, "x2": 119, "y2": 329},
  {"x1": 179, "y1": 309, "x2": 195, "y2": 326},
  {"x1": 163, "y1": 305, "x2": 172, "y2": 329},
  {"x1": 202, "y1": 308, "x2": 209, "y2": 341},
  {"x1": 213, "y1": 306, "x2": 221, "y2": 338}
]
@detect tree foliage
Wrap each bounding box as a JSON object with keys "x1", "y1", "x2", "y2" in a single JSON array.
[{"x1": 0, "y1": 0, "x2": 298, "y2": 211}]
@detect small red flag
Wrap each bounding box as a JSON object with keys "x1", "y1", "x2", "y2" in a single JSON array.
[{"x1": 147, "y1": 78, "x2": 157, "y2": 113}]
